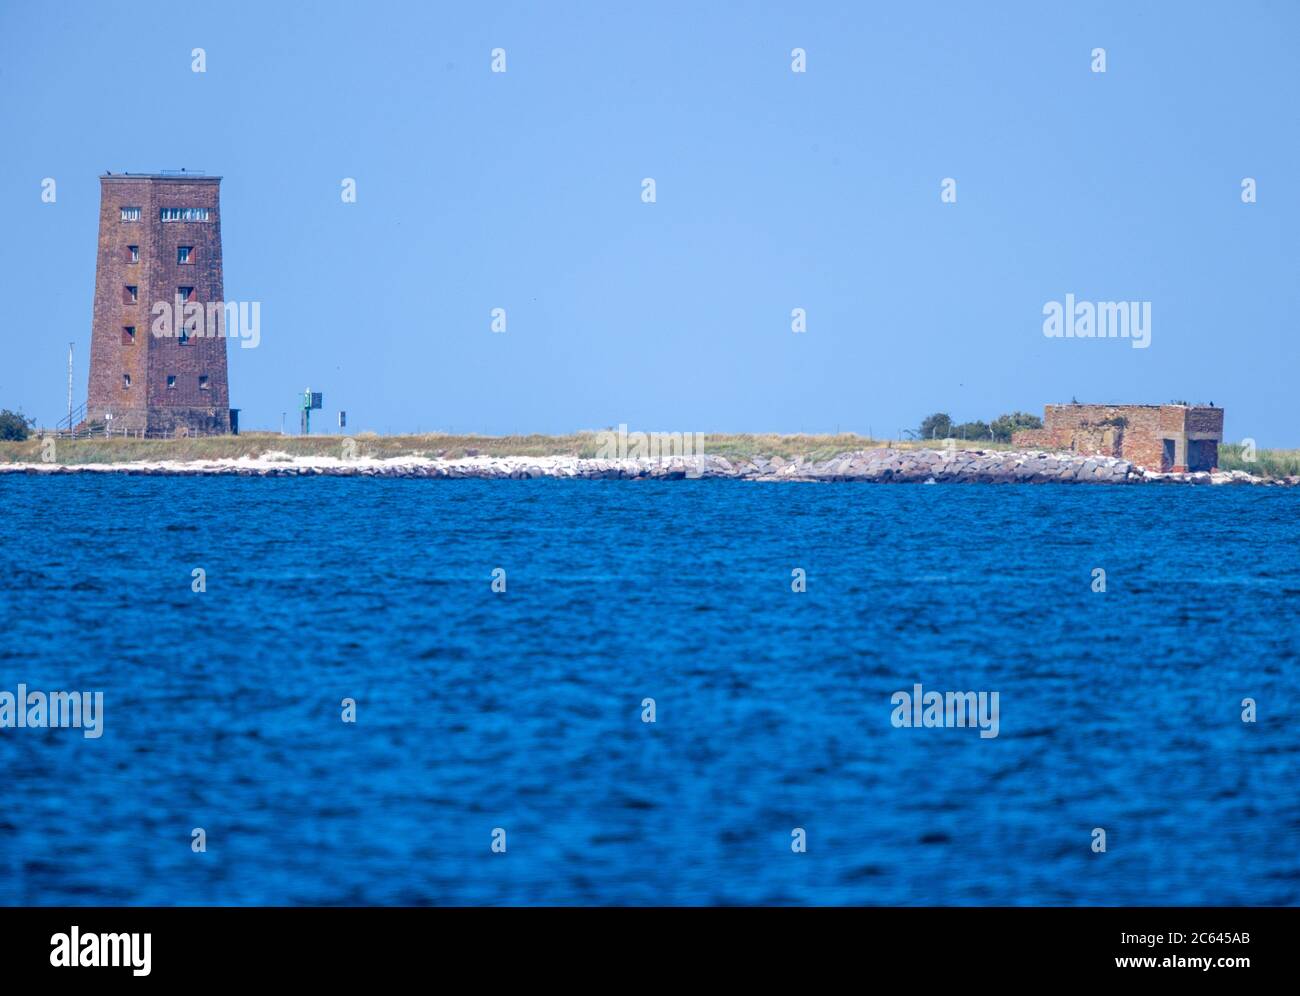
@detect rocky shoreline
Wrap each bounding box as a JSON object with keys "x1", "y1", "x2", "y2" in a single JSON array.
[{"x1": 2, "y1": 447, "x2": 1296, "y2": 485}]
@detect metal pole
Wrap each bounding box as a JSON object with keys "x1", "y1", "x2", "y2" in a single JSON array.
[{"x1": 67, "y1": 342, "x2": 73, "y2": 427}]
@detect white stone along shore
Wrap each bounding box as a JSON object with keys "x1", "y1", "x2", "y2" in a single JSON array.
[{"x1": 2, "y1": 448, "x2": 1296, "y2": 485}]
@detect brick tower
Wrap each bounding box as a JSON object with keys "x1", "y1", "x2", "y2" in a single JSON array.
[{"x1": 87, "y1": 173, "x2": 232, "y2": 436}]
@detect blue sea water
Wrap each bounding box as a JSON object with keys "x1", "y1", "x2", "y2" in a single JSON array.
[{"x1": 0, "y1": 476, "x2": 1297, "y2": 906}]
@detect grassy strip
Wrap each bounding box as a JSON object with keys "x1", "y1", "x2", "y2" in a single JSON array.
[
  {"x1": 0, "y1": 431, "x2": 1021, "y2": 466},
  {"x1": 1, "y1": 432, "x2": 590, "y2": 465},
  {"x1": 1217, "y1": 442, "x2": 1300, "y2": 478}
]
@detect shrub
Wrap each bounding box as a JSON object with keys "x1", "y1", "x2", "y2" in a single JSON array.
[
  {"x1": 918, "y1": 412, "x2": 952, "y2": 440},
  {"x1": 0, "y1": 409, "x2": 35, "y2": 442},
  {"x1": 952, "y1": 420, "x2": 993, "y2": 440},
  {"x1": 990, "y1": 411, "x2": 1043, "y2": 442}
]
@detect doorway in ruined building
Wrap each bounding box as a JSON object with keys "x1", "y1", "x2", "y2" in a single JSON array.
[
  {"x1": 1161, "y1": 439, "x2": 1176, "y2": 472},
  {"x1": 1187, "y1": 439, "x2": 1216, "y2": 473}
]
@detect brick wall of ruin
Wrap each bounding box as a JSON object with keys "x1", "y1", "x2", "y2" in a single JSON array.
[
  {"x1": 1010, "y1": 428, "x2": 1060, "y2": 450},
  {"x1": 1186, "y1": 407, "x2": 1225, "y2": 436},
  {"x1": 1011, "y1": 404, "x2": 1223, "y2": 471}
]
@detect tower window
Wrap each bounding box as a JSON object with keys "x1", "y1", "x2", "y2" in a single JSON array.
[
  {"x1": 124, "y1": 285, "x2": 138, "y2": 303},
  {"x1": 166, "y1": 376, "x2": 177, "y2": 389},
  {"x1": 121, "y1": 326, "x2": 136, "y2": 345},
  {"x1": 160, "y1": 207, "x2": 210, "y2": 222},
  {"x1": 122, "y1": 374, "x2": 131, "y2": 389},
  {"x1": 127, "y1": 245, "x2": 139, "y2": 263},
  {"x1": 177, "y1": 246, "x2": 193, "y2": 264},
  {"x1": 198, "y1": 375, "x2": 210, "y2": 391},
  {"x1": 120, "y1": 207, "x2": 141, "y2": 222},
  {"x1": 178, "y1": 286, "x2": 194, "y2": 301}
]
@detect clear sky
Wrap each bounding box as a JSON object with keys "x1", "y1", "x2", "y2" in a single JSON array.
[{"x1": 2, "y1": 1, "x2": 1297, "y2": 442}]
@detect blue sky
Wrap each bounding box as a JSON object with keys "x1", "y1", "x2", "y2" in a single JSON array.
[{"x1": 2, "y1": 1, "x2": 1297, "y2": 442}]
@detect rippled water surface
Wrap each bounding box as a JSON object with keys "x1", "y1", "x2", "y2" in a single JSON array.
[{"x1": 1, "y1": 476, "x2": 1297, "y2": 905}]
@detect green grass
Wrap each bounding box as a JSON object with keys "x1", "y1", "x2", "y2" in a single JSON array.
[
  {"x1": 0, "y1": 432, "x2": 591, "y2": 465},
  {"x1": 0, "y1": 431, "x2": 1021, "y2": 466},
  {"x1": 1217, "y1": 442, "x2": 1300, "y2": 478}
]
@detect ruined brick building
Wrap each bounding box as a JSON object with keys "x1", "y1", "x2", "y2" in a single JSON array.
[
  {"x1": 1012, "y1": 404, "x2": 1224, "y2": 472},
  {"x1": 86, "y1": 173, "x2": 234, "y2": 435}
]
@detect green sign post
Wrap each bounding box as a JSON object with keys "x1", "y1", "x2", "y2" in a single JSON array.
[{"x1": 301, "y1": 388, "x2": 323, "y2": 435}]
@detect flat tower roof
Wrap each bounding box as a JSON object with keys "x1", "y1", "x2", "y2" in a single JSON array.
[
  {"x1": 101, "y1": 172, "x2": 221, "y2": 182},
  {"x1": 1049, "y1": 402, "x2": 1213, "y2": 410}
]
